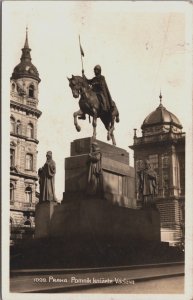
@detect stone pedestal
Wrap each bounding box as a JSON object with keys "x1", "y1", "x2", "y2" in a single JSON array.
[
  {"x1": 35, "y1": 198, "x2": 160, "y2": 242},
  {"x1": 64, "y1": 138, "x2": 136, "y2": 208},
  {"x1": 35, "y1": 201, "x2": 58, "y2": 238},
  {"x1": 35, "y1": 138, "x2": 160, "y2": 251}
]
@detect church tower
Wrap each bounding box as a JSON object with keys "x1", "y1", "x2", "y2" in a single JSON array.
[
  {"x1": 130, "y1": 93, "x2": 185, "y2": 245},
  {"x1": 10, "y1": 29, "x2": 42, "y2": 235}
]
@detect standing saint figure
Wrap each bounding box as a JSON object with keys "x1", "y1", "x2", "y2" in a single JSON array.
[
  {"x1": 138, "y1": 159, "x2": 157, "y2": 208},
  {"x1": 87, "y1": 141, "x2": 103, "y2": 196},
  {"x1": 38, "y1": 151, "x2": 57, "y2": 202}
]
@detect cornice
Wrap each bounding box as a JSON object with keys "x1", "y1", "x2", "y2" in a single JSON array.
[
  {"x1": 130, "y1": 133, "x2": 185, "y2": 150},
  {"x1": 10, "y1": 100, "x2": 42, "y2": 118},
  {"x1": 10, "y1": 169, "x2": 38, "y2": 181},
  {"x1": 10, "y1": 133, "x2": 39, "y2": 144},
  {"x1": 10, "y1": 206, "x2": 36, "y2": 213}
]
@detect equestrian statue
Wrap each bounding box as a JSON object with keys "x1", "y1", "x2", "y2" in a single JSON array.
[{"x1": 68, "y1": 64, "x2": 119, "y2": 146}]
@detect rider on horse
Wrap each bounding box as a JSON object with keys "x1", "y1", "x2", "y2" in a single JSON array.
[{"x1": 80, "y1": 65, "x2": 114, "y2": 119}]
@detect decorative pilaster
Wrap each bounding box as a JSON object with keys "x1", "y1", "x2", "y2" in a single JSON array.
[{"x1": 169, "y1": 145, "x2": 175, "y2": 197}]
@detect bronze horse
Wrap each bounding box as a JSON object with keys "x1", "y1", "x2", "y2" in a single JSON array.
[{"x1": 68, "y1": 75, "x2": 119, "y2": 145}]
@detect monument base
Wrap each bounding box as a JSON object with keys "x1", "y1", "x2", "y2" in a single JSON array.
[
  {"x1": 23, "y1": 138, "x2": 170, "y2": 269},
  {"x1": 35, "y1": 198, "x2": 160, "y2": 242}
]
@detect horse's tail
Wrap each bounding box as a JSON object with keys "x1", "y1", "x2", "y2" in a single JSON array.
[{"x1": 100, "y1": 113, "x2": 110, "y2": 130}]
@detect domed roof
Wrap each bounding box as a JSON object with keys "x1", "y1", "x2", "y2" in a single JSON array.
[
  {"x1": 141, "y1": 94, "x2": 182, "y2": 130},
  {"x1": 11, "y1": 30, "x2": 41, "y2": 83},
  {"x1": 12, "y1": 62, "x2": 40, "y2": 82}
]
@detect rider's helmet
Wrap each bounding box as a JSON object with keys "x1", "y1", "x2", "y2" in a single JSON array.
[
  {"x1": 46, "y1": 151, "x2": 52, "y2": 156},
  {"x1": 94, "y1": 65, "x2": 101, "y2": 71}
]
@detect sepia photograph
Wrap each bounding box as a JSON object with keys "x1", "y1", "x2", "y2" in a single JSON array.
[{"x1": 1, "y1": 1, "x2": 193, "y2": 299}]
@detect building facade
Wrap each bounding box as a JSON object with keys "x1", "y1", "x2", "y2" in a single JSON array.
[
  {"x1": 130, "y1": 94, "x2": 185, "y2": 245},
  {"x1": 10, "y1": 30, "x2": 41, "y2": 238}
]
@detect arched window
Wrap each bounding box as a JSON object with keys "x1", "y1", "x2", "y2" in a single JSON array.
[
  {"x1": 10, "y1": 117, "x2": 15, "y2": 133},
  {"x1": 26, "y1": 154, "x2": 33, "y2": 170},
  {"x1": 16, "y1": 120, "x2": 22, "y2": 135},
  {"x1": 24, "y1": 220, "x2": 31, "y2": 227},
  {"x1": 10, "y1": 149, "x2": 15, "y2": 167},
  {"x1": 10, "y1": 183, "x2": 14, "y2": 203},
  {"x1": 29, "y1": 85, "x2": 34, "y2": 98},
  {"x1": 27, "y1": 123, "x2": 34, "y2": 138},
  {"x1": 25, "y1": 187, "x2": 32, "y2": 203}
]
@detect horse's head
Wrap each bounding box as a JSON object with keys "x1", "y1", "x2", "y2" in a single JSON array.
[{"x1": 67, "y1": 75, "x2": 82, "y2": 98}]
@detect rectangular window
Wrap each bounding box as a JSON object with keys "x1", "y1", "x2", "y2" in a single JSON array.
[
  {"x1": 161, "y1": 153, "x2": 169, "y2": 196},
  {"x1": 179, "y1": 154, "x2": 185, "y2": 195},
  {"x1": 162, "y1": 153, "x2": 169, "y2": 168},
  {"x1": 10, "y1": 149, "x2": 15, "y2": 167},
  {"x1": 26, "y1": 154, "x2": 33, "y2": 170},
  {"x1": 10, "y1": 183, "x2": 14, "y2": 203},
  {"x1": 148, "y1": 154, "x2": 158, "y2": 170}
]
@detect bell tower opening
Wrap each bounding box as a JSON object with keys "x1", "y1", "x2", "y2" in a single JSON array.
[{"x1": 29, "y1": 84, "x2": 34, "y2": 98}]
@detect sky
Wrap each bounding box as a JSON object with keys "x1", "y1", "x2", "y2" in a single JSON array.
[{"x1": 2, "y1": 1, "x2": 192, "y2": 200}]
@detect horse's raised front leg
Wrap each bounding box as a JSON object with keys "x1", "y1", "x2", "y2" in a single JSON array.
[{"x1": 73, "y1": 109, "x2": 84, "y2": 132}]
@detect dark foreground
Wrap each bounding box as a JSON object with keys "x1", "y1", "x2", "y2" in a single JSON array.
[{"x1": 10, "y1": 237, "x2": 184, "y2": 270}]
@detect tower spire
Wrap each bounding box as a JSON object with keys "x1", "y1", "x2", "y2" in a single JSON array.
[
  {"x1": 24, "y1": 26, "x2": 29, "y2": 48},
  {"x1": 159, "y1": 91, "x2": 163, "y2": 106},
  {"x1": 20, "y1": 27, "x2": 31, "y2": 62}
]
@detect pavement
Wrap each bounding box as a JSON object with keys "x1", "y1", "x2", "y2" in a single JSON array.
[{"x1": 10, "y1": 262, "x2": 184, "y2": 293}]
